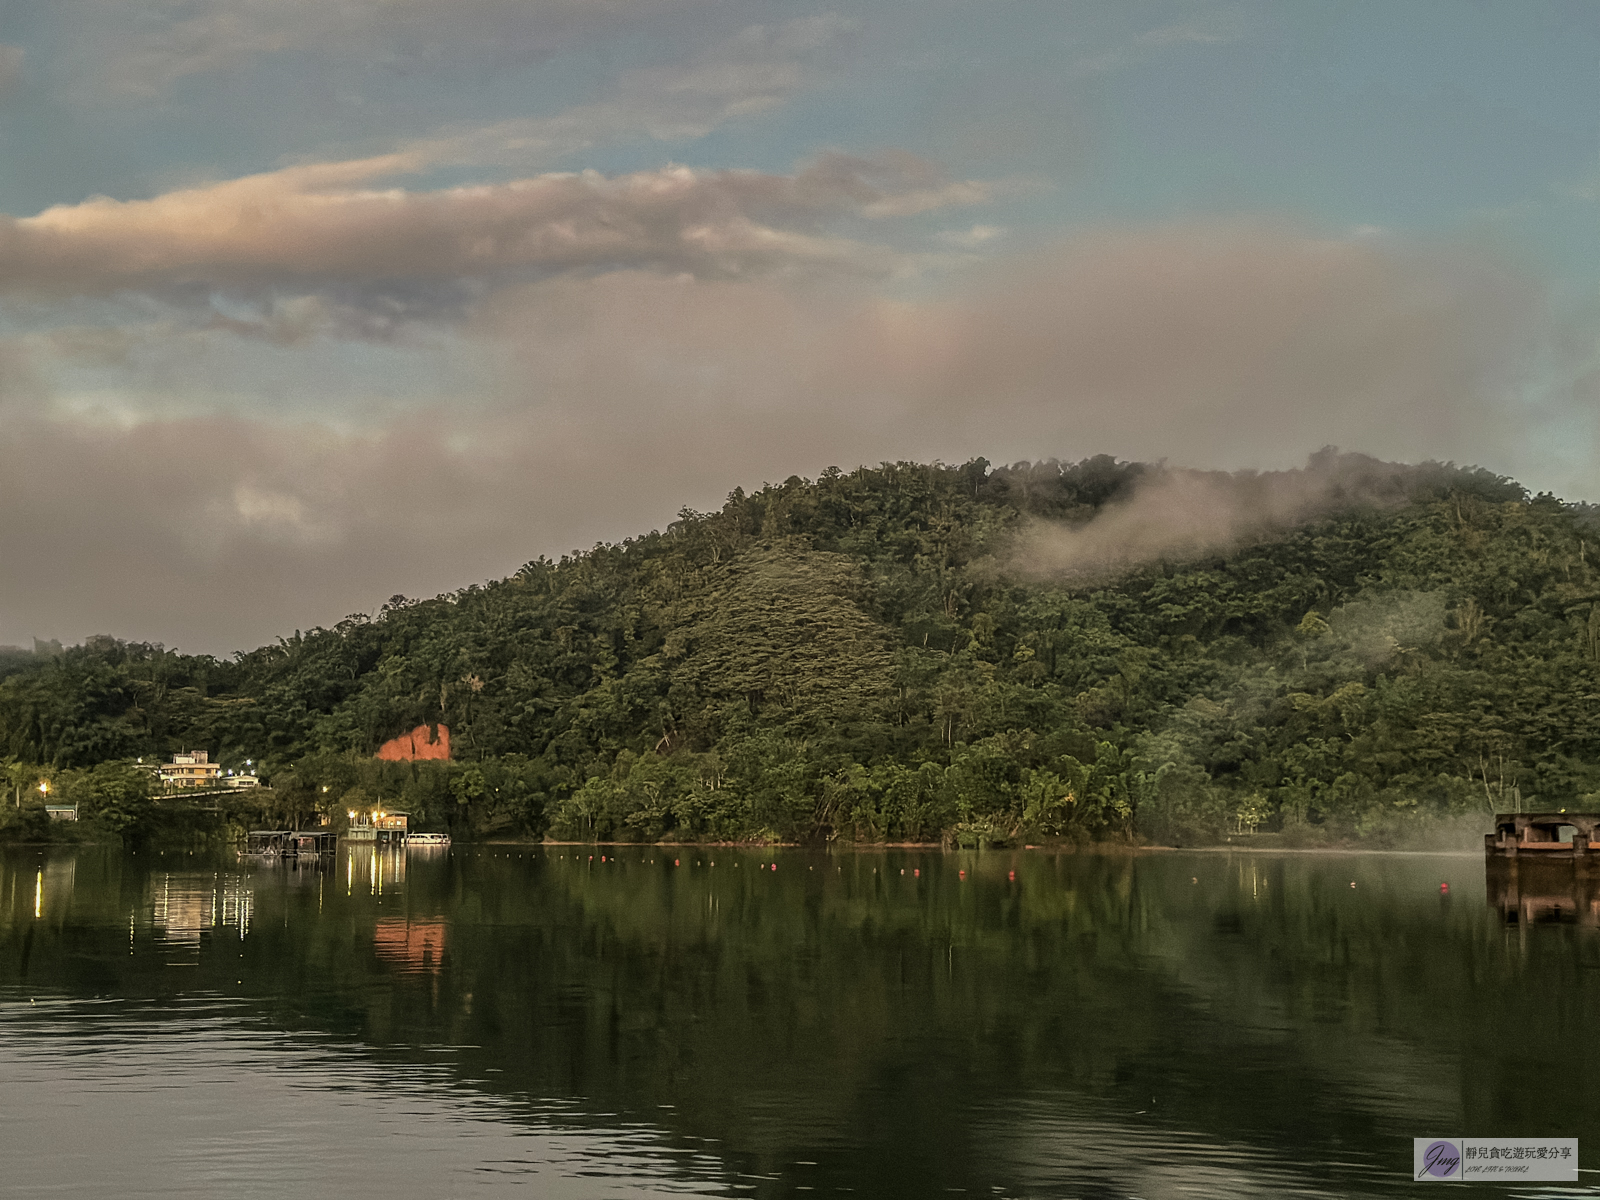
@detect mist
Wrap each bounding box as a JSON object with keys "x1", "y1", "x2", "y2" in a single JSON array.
[{"x1": 1008, "y1": 451, "x2": 1511, "y2": 584}]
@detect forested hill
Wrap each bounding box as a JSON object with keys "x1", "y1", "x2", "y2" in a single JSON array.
[{"x1": 4, "y1": 452, "x2": 1599, "y2": 845}]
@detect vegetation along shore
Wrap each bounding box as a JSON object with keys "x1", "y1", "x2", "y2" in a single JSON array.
[{"x1": 2, "y1": 451, "x2": 1593, "y2": 851}]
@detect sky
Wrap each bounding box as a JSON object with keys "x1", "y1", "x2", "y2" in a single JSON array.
[{"x1": 0, "y1": 0, "x2": 1596, "y2": 655}]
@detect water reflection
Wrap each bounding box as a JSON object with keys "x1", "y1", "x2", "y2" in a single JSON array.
[
  {"x1": 17, "y1": 853, "x2": 76, "y2": 922},
  {"x1": 151, "y1": 871, "x2": 254, "y2": 947},
  {"x1": 1486, "y1": 859, "x2": 1600, "y2": 926},
  {"x1": 340, "y1": 844, "x2": 407, "y2": 896},
  {"x1": 374, "y1": 919, "x2": 447, "y2": 975},
  {"x1": 0, "y1": 999, "x2": 728, "y2": 1199},
  {"x1": 2, "y1": 846, "x2": 1599, "y2": 1199}
]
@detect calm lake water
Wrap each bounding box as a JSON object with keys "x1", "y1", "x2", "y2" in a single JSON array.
[{"x1": 1, "y1": 843, "x2": 1597, "y2": 1198}]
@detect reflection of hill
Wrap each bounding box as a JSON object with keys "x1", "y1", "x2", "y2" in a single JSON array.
[{"x1": 1, "y1": 847, "x2": 1595, "y2": 1197}]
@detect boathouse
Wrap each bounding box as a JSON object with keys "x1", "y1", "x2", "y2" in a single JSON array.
[
  {"x1": 346, "y1": 810, "x2": 409, "y2": 845},
  {"x1": 1485, "y1": 812, "x2": 1600, "y2": 857}
]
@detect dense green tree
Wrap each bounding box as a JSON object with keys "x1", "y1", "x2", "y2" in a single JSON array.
[{"x1": 5, "y1": 452, "x2": 1596, "y2": 844}]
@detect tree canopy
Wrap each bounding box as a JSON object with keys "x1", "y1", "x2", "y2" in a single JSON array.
[{"x1": 4, "y1": 452, "x2": 1593, "y2": 845}]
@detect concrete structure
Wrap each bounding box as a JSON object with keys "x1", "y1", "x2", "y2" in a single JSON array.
[
  {"x1": 45, "y1": 804, "x2": 78, "y2": 821},
  {"x1": 1485, "y1": 812, "x2": 1600, "y2": 858},
  {"x1": 159, "y1": 751, "x2": 221, "y2": 789}
]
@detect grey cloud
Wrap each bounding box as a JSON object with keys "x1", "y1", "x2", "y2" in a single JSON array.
[
  {"x1": 1, "y1": 222, "x2": 1575, "y2": 653},
  {"x1": 865, "y1": 224, "x2": 1544, "y2": 471},
  {"x1": 0, "y1": 43, "x2": 24, "y2": 94}
]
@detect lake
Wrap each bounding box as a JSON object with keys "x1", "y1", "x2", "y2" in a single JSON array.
[{"x1": 1, "y1": 843, "x2": 1596, "y2": 1198}]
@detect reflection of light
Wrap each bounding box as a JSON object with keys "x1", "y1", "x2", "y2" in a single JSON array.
[
  {"x1": 150, "y1": 872, "x2": 253, "y2": 945},
  {"x1": 34, "y1": 869, "x2": 42, "y2": 919}
]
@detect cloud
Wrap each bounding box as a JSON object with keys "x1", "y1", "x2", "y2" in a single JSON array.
[
  {"x1": 1073, "y1": 7, "x2": 1251, "y2": 75},
  {"x1": 862, "y1": 223, "x2": 1543, "y2": 469},
  {"x1": 0, "y1": 221, "x2": 1567, "y2": 653},
  {"x1": 0, "y1": 43, "x2": 24, "y2": 94},
  {"x1": 937, "y1": 224, "x2": 1006, "y2": 249},
  {"x1": 77, "y1": 0, "x2": 712, "y2": 96},
  {"x1": 404, "y1": 15, "x2": 857, "y2": 169},
  {"x1": 0, "y1": 151, "x2": 990, "y2": 330}
]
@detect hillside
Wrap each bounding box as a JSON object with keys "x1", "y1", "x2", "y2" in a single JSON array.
[{"x1": 4, "y1": 452, "x2": 1598, "y2": 846}]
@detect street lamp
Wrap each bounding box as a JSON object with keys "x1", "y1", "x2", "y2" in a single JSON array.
[{"x1": 37, "y1": 781, "x2": 49, "y2": 798}]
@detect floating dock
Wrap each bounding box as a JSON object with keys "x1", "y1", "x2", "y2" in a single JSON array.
[{"x1": 244, "y1": 829, "x2": 338, "y2": 856}]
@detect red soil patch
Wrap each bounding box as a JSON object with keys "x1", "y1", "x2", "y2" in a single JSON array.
[{"x1": 376, "y1": 723, "x2": 450, "y2": 761}]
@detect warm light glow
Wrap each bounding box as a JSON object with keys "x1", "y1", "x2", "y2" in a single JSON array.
[
  {"x1": 37, "y1": 781, "x2": 48, "y2": 796},
  {"x1": 347, "y1": 810, "x2": 355, "y2": 819}
]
